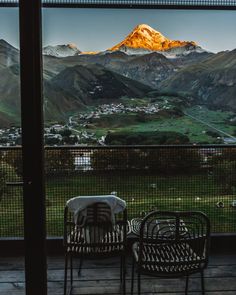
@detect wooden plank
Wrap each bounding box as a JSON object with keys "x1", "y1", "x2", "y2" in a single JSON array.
[
  {"x1": 1, "y1": 254, "x2": 236, "y2": 271},
  {"x1": 47, "y1": 254, "x2": 236, "y2": 268},
  {"x1": 41, "y1": 278, "x2": 236, "y2": 294},
  {"x1": 208, "y1": 254, "x2": 236, "y2": 266},
  {"x1": 1, "y1": 254, "x2": 236, "y2": 295},
  {"x1": 61, "y1": 277, "x2": 236, "y2": 293},
  {"x1": 0, "y1": 257, "x2": 25, "y2": 271},
  {"x1": 0, "y1": 282, "x2": 25, "y2": 294},
  {"x1": 1, "y1": 277, "x2": 236, "y2": 292},
  {"x1": 1, "y1": 264, "x2": 236, "y2": 283},
  {"x1": 1, "y1": 281, "x2": 236, "y2": 295}
]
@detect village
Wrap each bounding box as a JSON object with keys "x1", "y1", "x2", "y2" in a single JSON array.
[
  {"x1": 0, "y1": 102, "x2": 163, "y2": 146},
  {"x1": 77, "y1": 102, "x2": 162, "y2": 120},
  {"x1": 0, "y1": 102, "x2": 233, "y2": 146}
]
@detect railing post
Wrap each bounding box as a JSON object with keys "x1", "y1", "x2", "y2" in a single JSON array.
[{"x1": 19, "y1": 0, "x2": 47, "y2": 295}]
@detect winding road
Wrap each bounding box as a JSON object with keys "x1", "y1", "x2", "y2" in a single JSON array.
[{"x1": 184, "y1": 111, "x2": 236, "y2": 141}]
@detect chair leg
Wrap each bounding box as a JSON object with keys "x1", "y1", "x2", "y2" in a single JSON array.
[
  {"x1": 201, "y1": 270, "x2": 205, "y2": 295},
  {"x1": 120, "y1": 256, "x2": 123, "y2": 283},
  {"x1": 122, "y1": 254, "x2": 126, "y2": 295},
  {"x1": 137, "y1": 272, "x2": 141, "y2": 295},
  {"x1": 70, "y1": 255, "x2": 73, "y2": 286},
  {"x1": 78, "y1": 257, "x2": 83, "y2": 276},
  {"x1": 185, "y1": 275, "x2": 189, "y2": 295},
  {"x1": 131, "y1": 257, "x2": 135, "y2": 295},
  {"x1": 64, "y1": 253, "x2": 68, "y2": 295}
]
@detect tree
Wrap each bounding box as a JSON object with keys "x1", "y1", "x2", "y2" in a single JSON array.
[
  {"x1": 0, "y1": 161, "x2": 21, "y2": 202},
  {"x1": 207, "y1": 148, "x2": 236, "y2": 193},
  {"x1": 3, "y1": 150, "x2": 23, "y2": 176},
  {"x1": 145, "y1": 148, "x2": 201, "y2": 174},
  {"x1": 91, "y1": 149, "x2": 129, "y2": 171},
  {"x1": 45, "y1": 149, "x2": 75, "y2": 176},
  {"x1": 60, "y1": 129, "x2": 72, "y2": 137},
  {"x1": 210, "y1": 148, "x2": 236, "y2": 165},
  {"x1": 213, "y1": 161, "x2": 236, "y2": 194},
  {"x1": 90, "y1": 148, "x2": 201, "y2": 175},
  {"x1": 105, "y1": 131, "x2": 190, "y2": 145},
  {"x1": 62, "y1": 135, "x2": 78, "y2": 145},
  {"x1": 90, "y1": 149, "x2": 146, "y2": 172}
]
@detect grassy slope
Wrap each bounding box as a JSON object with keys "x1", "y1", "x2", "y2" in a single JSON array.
[
  {"x1": 76, "y1": 105, "x2": 235, "y2": 144},
  {"x1": 186, "y1": 106, "x2": 235, "y2": 134}
]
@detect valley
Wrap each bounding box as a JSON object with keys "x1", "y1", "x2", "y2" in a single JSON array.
[
  {"x1": 0, "y1": 95, "x2": 235, "y2": 146},
  {"x1": 0, "y1": 23, "x2": 236, "y2": 145},
  {"x1": 68, "y1": 103, "x2": 235, "y2": 145}
]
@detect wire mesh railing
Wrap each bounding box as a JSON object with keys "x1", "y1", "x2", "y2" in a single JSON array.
[{"x1": 1, "y1": 145, "x2": 236, "y2": 238}]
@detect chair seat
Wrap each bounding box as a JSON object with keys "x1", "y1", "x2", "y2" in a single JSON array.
[
  {"x1": 67, "y1": 224, "x2": 125, "y2": 254},
  {"x1": 133, "y1": 242, "x2": 203, "y2": 275}
]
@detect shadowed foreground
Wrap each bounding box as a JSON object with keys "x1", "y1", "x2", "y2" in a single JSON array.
[{"x1": 1, "y1": 254, "x2": 236, "y2": 294}]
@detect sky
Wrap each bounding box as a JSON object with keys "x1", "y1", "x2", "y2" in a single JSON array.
[{"x1": 1, "y1": 8, "x2": 236, "y2": 53}]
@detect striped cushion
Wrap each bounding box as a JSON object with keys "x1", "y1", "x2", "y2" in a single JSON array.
[
  {"x1": 67, "y1": 224, "x2": 125, "y2": 254},
  {"x1": 133, "y1": 242, "x2": 203, "y2": 274}
]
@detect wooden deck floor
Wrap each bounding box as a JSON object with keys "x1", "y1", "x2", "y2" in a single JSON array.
[{"x1": 1, "y1": 254, "x2": 236, "y2": 294}]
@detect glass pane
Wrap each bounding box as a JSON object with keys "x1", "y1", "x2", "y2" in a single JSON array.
[
  {"x1": 0, "y1": 7, "x2": 23, "y2": 237},
  {"x1": 42, "y1": 7, "x2": 236, "y2": 240},
  {"x1": 42, "y1": 8, "x2": 236, "y2": 146},
  {"x1": 0, "y1": 5, "x2": 25, "y2": 295}
]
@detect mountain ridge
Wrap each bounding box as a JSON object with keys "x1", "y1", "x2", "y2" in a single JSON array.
[
  {"x1": 43, "y1": 43, "x2": 81, "y2": 57},
  {"x1": 160, "y1": 49, "x2": 236, "y2": 110}
]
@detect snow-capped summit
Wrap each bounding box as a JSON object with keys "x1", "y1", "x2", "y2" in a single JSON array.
[
  {"x1": 109, "y1": 24, "x2": 201, "y2": 55},
  {"x1": 43, "y1": 43, "x2": 81, "y2": 58}
]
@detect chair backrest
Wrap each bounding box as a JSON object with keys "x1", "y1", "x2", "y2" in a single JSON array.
[
  {"x1": 138, "y1": 211, "x2": 211, "y2": 275},
  {"x1": 64, "y1": 201, "x2": 127, "y2": 253},
  {"x1": 79, "y1": 202, "x2": 113, "y2": 244},
  {"x1": 82, "y1": 202, "x2": 113, "y2": 227}
]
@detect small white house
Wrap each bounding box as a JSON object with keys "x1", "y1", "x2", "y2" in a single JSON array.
[{"x1": 74, "y1": 154, "x2": 92, "y2": 171}]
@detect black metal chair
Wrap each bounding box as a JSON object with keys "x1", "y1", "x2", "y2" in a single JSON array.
[
  {"x1": 64, "y1": 201, "x2": 128, "y2": 295},
  {"x1": 131, "y1": 211, "x2": 211, "y2": 295}
]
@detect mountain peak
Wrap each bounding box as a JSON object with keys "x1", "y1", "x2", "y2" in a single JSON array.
[
  {"x1": 109, "y1": 24, "x2": 197, "y2": 53},
  {"x1": 133, "y1": 23, "x2": 166, "y2": 40},
  {"x1": 0, "y1": 39, "x2": 18, "y2": 50},
  {"x1": 43, "y1": 43, "x2": 81, "y2": 57},
  {"x1": 135, "y1": 24, "x2": 153, "y2": 29},
  {"x1": 0, "y1": 39, "x2": 9, "y2": 45},
  {"x1": 67, "y1": 43, "x2": 78, "y2": 49}
]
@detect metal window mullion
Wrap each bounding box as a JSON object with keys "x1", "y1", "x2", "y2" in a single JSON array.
[{"x1": 19, "y1": 0, "x2": 47, "y2": 294}]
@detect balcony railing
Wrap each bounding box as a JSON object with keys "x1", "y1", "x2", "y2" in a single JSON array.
[{"x1": 1, "y1": 145, "x2": 236, "y2": 238}]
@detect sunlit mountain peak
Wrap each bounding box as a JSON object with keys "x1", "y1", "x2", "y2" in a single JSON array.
[
  {"x1": 67, "y1": 43, "x2": 78, "y2": 49},
  {"x1": 109, "y1": 23, "x2": 197, "y2": 52}
]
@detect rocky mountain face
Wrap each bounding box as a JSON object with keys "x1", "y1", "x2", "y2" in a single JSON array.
[
  {"x1": 169, "y1": 51, "x2": 214, "y2": 67},
  {"x1": 0, "y1": 40, "x2": 153, "y2": 126},
  {"x1": 0, "y1": 62, "x2": 84, "y2": 125},
  {"x1": 105, "y1": 52, "x2": 177, "y2": 88},
  {"x1": 0, "y1": 65, "x2": 21, "y2": 125},
  {"x1": 0, "y1": 39, "x2": 19, "y2": 68},
  {"x1": 160, "y1": 49, "x2": 236, "y2": 110},
  {"x1": 41, "y1": 50, "x2": 178, "y2": 89},
  {"x1": 51, "y1": 64, "x2": 152, "y2": 104}
]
